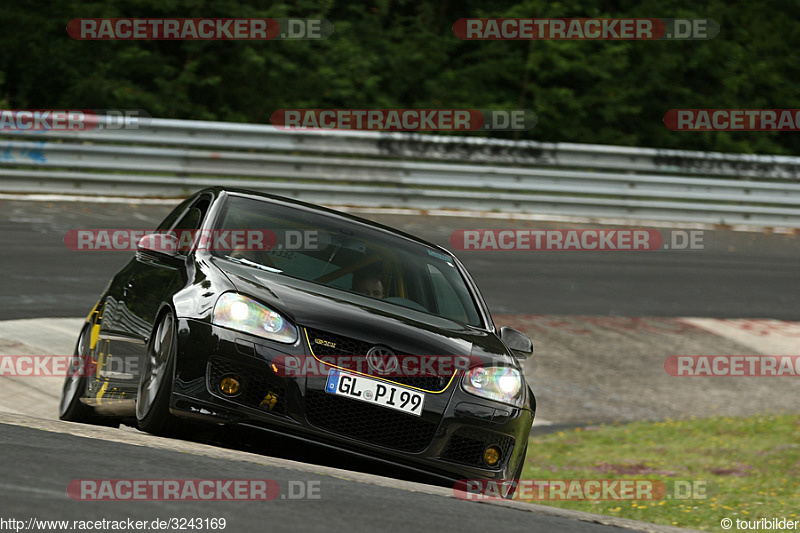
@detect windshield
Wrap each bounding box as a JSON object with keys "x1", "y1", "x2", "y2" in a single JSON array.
[{"x1": 211, "y1": 195, "x2": 483, "y2": 327}]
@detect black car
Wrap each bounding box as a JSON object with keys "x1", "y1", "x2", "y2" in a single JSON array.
[{"x1": 59, "y1": 187, "x2": 536, "y2": 487}]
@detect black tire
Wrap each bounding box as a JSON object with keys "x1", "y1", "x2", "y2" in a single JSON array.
[
  {"x1": 58, "y1": 325, "x2": 95, "y2": 422},
  {"x1": 59, "y1": 325, "x2": 119, "y2": 427},
  {"x1": 136, "y1": 311, "x2": 180, "y2": 436}
]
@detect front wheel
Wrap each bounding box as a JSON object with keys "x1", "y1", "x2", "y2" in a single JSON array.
[{"x1": 136, "y1": 311, "x2": 180, "y2": 436}]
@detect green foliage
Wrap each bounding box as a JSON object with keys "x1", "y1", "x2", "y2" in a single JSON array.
[
  {"x1": 1, "y1": 0, "x2": 797, "y2": 154},
  {"x1": 523, "y1": 414, "x2": 800, "y2": 531}
]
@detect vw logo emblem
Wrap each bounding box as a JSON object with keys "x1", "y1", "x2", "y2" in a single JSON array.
[{"x1": 366, "y1": 346, "x2": 399, "y2": 375}]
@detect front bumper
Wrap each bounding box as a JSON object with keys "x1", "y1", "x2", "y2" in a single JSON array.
[{"x1": 171, "y1": 318, "x2": 535, "y2": 482}]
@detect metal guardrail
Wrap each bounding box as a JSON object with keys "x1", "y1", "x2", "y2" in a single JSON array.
[{"x1": 1, "y1": 118, "x2": 799, "y2": 227}]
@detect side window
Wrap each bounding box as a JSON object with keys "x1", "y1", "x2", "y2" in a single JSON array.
[
  {"x1": 166, "y1": 195, "x2": 212, "y2": 255},
  {"x1": 156, "y1": 197, "x2": 194, "y2": 232},
  {"x1": 172, "y1": 196, "x2": 211, "y2": 232}
]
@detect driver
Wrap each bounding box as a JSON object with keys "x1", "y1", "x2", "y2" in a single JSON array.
[{"x1": 352, "y1": 271, "x2": 384, "y2": 298}]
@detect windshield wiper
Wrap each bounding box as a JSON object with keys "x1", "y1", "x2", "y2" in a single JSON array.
[{"x1": 223, "y1": 255, "x2": 283, "y2": 273}]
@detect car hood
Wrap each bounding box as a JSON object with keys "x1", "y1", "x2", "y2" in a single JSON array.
[{"x1": 213, "y1": 258, "x2": 515, "y2": 365}]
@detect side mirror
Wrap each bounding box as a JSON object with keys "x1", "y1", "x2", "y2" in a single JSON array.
[
  {"x1": 136, "y1": 233, "x2": 180, "y2": 258},
  {"x1": 500, "y1": 326, "x2": 534, "y2": 359}
]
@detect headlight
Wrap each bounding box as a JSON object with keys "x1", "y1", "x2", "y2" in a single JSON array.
[
  {"x1": 213, "y1": 293, "x2": 297, "y2": 344},
  {"x1": 462, "y1": 366, "x2": 524, "y2": 407}
]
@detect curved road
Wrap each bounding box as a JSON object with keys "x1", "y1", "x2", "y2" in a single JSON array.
[
  {"x1": 2, "y1": 196, "x2": 795, "y2": 533},
  {"x1": 2, "y1": 418, "x2": 665, "y2": 533}
]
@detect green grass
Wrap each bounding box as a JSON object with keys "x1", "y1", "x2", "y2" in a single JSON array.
[{"x1": 518, "y1": 414, "x2": 800, "y2": 531}]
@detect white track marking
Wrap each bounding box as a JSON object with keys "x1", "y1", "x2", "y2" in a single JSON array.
[
  {"x1": 0, "y1": 319, "x2": 83, "y2": 419},
  {"x1": 679, "y1": 318, "x2": 800, "y2": 356},
  {"x1": 0, "y1": 318, "x2": 83, "y2": 355},
  {"x1": 0, "y1": 193, "x2": 180, "y2": 204}
]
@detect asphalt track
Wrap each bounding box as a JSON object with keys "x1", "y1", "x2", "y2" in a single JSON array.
[
  {"x1": 1, "y1": 195, "x2": 797, "y2": 533},
  {"x1": 0, "y1": 421, "x2": 648, "y2": 533},
  {"x1": 0, "y1": 415, "x2": 691, "y2": 533},
  {"x1": 0, "y1": 198, "x2": 797, "y2": 321}
]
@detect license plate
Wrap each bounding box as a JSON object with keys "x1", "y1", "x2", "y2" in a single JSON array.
[{"x1": 325, "y1": 370, "x2": 425, "y2": 416}]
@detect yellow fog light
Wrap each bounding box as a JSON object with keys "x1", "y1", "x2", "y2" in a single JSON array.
[
  {"x1": 219, "y1": 375, "x2": 241, "y2": 396},
  {"x1": 483, "y1": 445, "x2": 501, "y2": 467}
]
